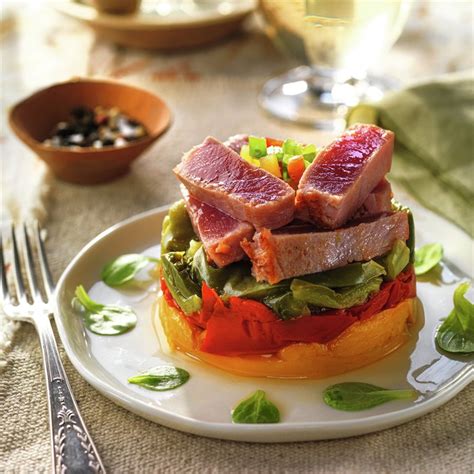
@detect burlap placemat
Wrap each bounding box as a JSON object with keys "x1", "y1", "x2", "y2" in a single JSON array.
[{"x1": 1, "y1": 4, "x2": 473, "y2": 473}]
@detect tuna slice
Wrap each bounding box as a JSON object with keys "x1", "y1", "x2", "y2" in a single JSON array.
[
  {"x1": 296, "y1": 124, "x2": 394, "y2": 229},
  {"x1": 181, "y1": 186, "x2": 254, "y2": 267},
  {"x1": 241, "y1": 212, "x2": 409, "y2": 284},
  {"x1": 224, "y1": 133, "x2": 392, "y2": 220},
  {"x1": 224, "y1": 134, "x2": 248, "y2": 153},
  {"x1": 174, "y1": 136, "x2": 295, "y2": 229},
  {"x1": 351, "y1": 178, "x2": 393, "y2": 221}
]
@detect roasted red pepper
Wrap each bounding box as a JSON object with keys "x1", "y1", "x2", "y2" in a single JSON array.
[{"x1": 161, "y1": 268, "x2": 416, "y2": 356}]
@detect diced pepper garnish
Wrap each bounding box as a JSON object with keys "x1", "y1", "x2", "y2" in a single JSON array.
[
  {"x1": 248, "y1": 136, "x2": 267, "y2": 158},
  {"x1": 287, "y1": 155, "x2": 306, "y2": 184},
  {"x1": 240, "y1": 144, "x2": 260, "y2": 167},
  {"x1": 260, "y1": 154, "x2": 281, "y2": 178},
  {"x1": 301, "y1": 144, "x2": 317, "y2": 162},
  {"x1": 266, "y1": 137, "x2": 284, "y2": 147},
  {"x1": 282, "y1": 138, "x2": 300, "y2": 155},
  {"x1": 239, "y1": 136, "x2": 317, "y2": 182}
]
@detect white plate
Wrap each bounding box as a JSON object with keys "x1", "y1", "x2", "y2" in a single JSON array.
[{"x1": 54, "y1": 196, "x2": 473, "y2": 442}]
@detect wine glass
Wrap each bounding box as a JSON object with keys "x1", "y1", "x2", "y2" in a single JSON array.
[{"x1": 258, "y1": 0, "x2": 411, "y2": 130}]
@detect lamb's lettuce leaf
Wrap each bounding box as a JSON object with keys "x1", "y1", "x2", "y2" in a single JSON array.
[
  {"x1": 232, "y1": 390, "x2": 280, "y2": 424},
  {"x1": 436, "y1": 282, "x2": 474, "y2": 353},
  {"x1": 323, "y1": 382, "x2": 417, "y2": 411},
  {"x1": 414, "y1": 243, "x2": 443, "y2": 276}
]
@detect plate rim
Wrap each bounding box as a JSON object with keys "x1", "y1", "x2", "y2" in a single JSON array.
[
  {"x1": 55, "y1": 0, "x2": 257, "y2": 30},
  {"x1": 53, "y1": 205, "x2": 474, "y2": 442}
]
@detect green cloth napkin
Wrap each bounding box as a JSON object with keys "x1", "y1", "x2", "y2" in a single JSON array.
[{"x1": 347, "y1": 74, "x2": 474, "y2": 238}]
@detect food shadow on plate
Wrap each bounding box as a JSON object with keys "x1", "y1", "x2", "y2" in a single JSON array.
[{"x1": 416, "y1": 261, "x2": 464, "y2": 286}]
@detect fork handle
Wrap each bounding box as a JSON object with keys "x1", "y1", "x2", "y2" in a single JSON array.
[{"x1": 34, "y1": 315, "x2": 106, "y2": 474}]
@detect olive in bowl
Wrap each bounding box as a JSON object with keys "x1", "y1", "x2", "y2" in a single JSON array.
[{"x1": 9, "y1": 78, "x2": 171, "y2": 185}]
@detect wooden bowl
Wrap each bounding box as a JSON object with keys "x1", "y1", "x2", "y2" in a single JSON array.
[{"x1": 9, "y1": 78, "x2": 171, "y2": 185}]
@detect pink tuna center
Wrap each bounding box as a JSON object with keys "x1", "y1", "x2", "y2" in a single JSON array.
[{"x1": 308, "y1": 126, "x2": 386, "y2": 195}]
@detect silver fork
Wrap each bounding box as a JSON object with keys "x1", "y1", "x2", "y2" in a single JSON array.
[{"x1": 1, "y1": 223, "x2": 105, "y2": 474}]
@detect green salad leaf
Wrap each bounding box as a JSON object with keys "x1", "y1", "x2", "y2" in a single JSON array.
[
  {"x1": 101, "y1": 254, "x2": 158, "y2": 287},
  {"x1": 415, "y1": 243, "x2": 444, "y2": 275},
  {"x1": 161, "y1": 200, "x2": 196, "y2": 254},
  {"x1": 263, "y1": 292, "x2": 310, "y2": 320},
  {"x1": 160, "y1": 253, "x2": 202, "y2": 315},
  {"x1": 232, "y1": 390, "x2": 280, "y2": 424},
  {"x1": 223, "y1": 267, "x2": 289, "y2": 300},
  {"x1": 382, "y1": 240, "x2": 410, "y2": 280},
  {"x1": 191, "y1": 245, "x2": 231, "y2": 292},
  {"x1": 291, "y1": 277, "x2": 383, "y2": 309},
  {"x1": 302, "y1": 261, "x2": 386, "y2": 288},
  {"x1": 74, "y1": 285, "x2": 137, "y2": 335},
  {"x1": 436, "y1": 281, "x2": 474, "y2": 353},
  {"x1": 186, "y1": 239, "x2": 202, "y2": 260},
  {"x1": 323, "y1": 382, "x2": 418, "y2": 411},
  {"x1": 128, "y1": 366, "x2": 190, "y2": 391}
]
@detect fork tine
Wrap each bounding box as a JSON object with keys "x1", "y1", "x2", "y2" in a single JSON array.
[
  {"x1": 0, "y1": 233, "x2": 11, "y2": 304},
  {"x1": 10, "y1": 224, "x2": 27, "y2": 304},
  {"x1": 23, "y1": 223, "x2": 42, "y2": 302},
  {"x1": 33, "y1": 221, "x2": 54, "y2": 300}
]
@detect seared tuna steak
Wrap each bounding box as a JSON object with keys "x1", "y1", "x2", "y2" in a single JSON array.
[
  {"x1": 181, "y1": 186, "x2": 254, "y2": 267},
  {"x1": 175, "y1": 137, "x2": 295, "y2": 229},
  {"x1": 241, "y1": 212, "x2": 409, "y2": 284},
  {"x1": 351, "y1": 178, "x2": 393, "y2": 221},
  {"x1": 296, "y1": 124, "x2": 394, "y2": 229}
]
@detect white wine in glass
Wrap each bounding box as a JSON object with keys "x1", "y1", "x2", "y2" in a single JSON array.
[{"x1": 259, "y1": 0, "x2": 411, "y2": 129}]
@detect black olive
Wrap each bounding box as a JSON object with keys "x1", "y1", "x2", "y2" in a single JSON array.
[
  {"x1": 101, "y1": 138, "x2": 115, "y2": 147},
  {"x1": 71, "y1": 106, "x2": 94, "y2": 124},
  {"x1": 54, "y1": 122, "x2": 75, "y2": 137},
  {"x1": 44, "y1": 106, "x2": 147, "y2": 149}
]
